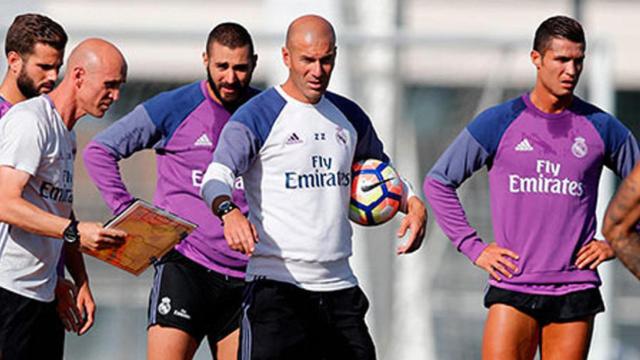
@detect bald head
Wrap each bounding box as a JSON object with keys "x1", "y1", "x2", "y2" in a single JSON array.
[
  {"x1": 56, "y1": 38, "x2": 127, "y2": 121},
  {"x1": 285, "y1": 15, "x2": 335, "y2": 50},
  {"x1": 67, "y1": 38, "x2": 127, "y2": 76},
  {"x1": 281, "y1": 15, "x2": 337, "y2": 104}
]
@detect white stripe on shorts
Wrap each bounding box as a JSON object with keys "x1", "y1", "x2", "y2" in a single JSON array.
[
  {"x1": 148, "y1": 263, "x2": 165, "y2": 325},
  {"x1": 240, "y1": 282, "x2": 256, "y2": 360},
  {"x1": 241, "y1": 299, "x2": 252, "y2": 360}
]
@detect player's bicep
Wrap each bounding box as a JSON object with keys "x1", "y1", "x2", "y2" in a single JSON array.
[{"x1": 0, "y1": 166, "x2": 31, "y2": 200}]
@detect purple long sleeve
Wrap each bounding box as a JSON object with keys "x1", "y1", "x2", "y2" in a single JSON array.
[
  {"x1": 83, "y1": 104, "x2": 159, "y2": 214},
  {"x1": 423, "y1": 128, "x2": 491, "y2": 262},
  {"x1": 83, "y1": 141, "x2": 136, "y2": 214},
  {"x1": 424, "y1": 177, "x2": 487, "y2": 262}
]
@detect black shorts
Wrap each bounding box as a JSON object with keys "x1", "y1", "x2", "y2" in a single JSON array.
[
  {"x1": 148, "y1": 250, "x2": 245, "y2": 341},
  {"x1": 484, "y1": 286, "x2": 605, "y2": 323},
  {"x1": 0, "y1": 286, "x2": 65, "y2": 360},
  {"x1": 240, "y1": 279, "x2": 376, "y2": 360}
]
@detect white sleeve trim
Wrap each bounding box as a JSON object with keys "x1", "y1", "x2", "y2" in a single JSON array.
[
  {"x1": 200, "y1": 162, "x2": 236, "y2": 207},
  {"x1": 399, "y1": 176, "x2": 416, "y2": 213}
]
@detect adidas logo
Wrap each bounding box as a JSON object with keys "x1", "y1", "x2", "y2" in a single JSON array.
[
  {"x1": 515, "y1": 138, "x2": 533, "y2": 152},
  {"x1": 285, "y1": 132, "x2": 303, "y2": 145},
  {"x1": 194, "y1": 134, "x2": 213, "y2": 147}
]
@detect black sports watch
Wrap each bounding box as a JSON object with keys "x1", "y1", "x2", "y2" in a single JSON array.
[
  {"x1": 214, "y1": 200, "x2": 238, "y2": 220},
  {"x1": 63, "y1": 219, "x2": 80, "y2": 244}
]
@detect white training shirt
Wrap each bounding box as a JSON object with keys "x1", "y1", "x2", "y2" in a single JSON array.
[
  {"x1": 202, "y1": 86, "x2": 411, "y2": 291},
  {"x1": 0, "y1": 95, "x2": 75, "y2": 302}
]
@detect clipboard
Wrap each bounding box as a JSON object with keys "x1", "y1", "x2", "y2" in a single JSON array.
[{"x1": 81, "y1": 199, "x2": 197, "y2": 275}]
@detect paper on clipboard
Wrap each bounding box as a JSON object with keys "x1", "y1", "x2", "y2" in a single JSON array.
[{"x1": 81, "y1": 200, "x2": 197, "y2": 275}]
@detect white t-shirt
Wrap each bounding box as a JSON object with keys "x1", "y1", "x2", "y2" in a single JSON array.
[{"x1": 0, "y1": 96, "x2": 75, "y2": 302}]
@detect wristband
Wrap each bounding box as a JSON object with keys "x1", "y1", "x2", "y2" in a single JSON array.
[{"x1": 215, "y1": 200, "x2": 238, "y2": 220}]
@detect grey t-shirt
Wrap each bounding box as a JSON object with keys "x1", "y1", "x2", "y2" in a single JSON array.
[{"x1": 0, "y1": 95, "x2": 75, "y2": 302}]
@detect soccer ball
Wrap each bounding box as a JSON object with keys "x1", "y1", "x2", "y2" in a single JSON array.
[{"x1": 349, "y1": 159, "x2": 404, "y2": 226}]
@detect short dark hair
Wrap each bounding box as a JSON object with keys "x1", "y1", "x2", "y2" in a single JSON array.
[
  {"x1": 206, "y1": 22, "x2": 254, "y2": 55},
  {"x1": 5, "y1": 13, "x2": 67, "y2": 57},
  {"x1": 533, "y1": 15, "x2": 585, "y2": 54}
]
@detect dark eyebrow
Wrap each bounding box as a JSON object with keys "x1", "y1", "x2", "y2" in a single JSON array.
[
  {"x1": 320, "y1": 54, "x2": 334, "y2": 61},
  {"x1": 104, "y1": 79, "x2": 124, "y2": 88},
  {"x1": 37, "y1": 63, "x2": 57, "y2": 70}
]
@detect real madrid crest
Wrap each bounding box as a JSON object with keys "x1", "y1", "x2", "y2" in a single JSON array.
[
  {"x1": 158, "y1": 296, "x2": 171, "y2": 315},
  {"x1": 571, "y1": 137, "x2": 588, "y2": 158},
  {"x1": 335, "y1": 126, "x2": 348, "y2": 146}
]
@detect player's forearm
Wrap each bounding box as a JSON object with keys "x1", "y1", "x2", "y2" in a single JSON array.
[
  {"x1": 64, "y1": 243, "x2": 89, "y2": 285},
  {"x1": 603, "y1": 169, "x2": 640, "y2": 279},
  {"x1": 0, "y1": 195, "x2": 70, "y2": 239},
  {"x1": 201, "y1": 162, "x2": 236, "y2": 208},
  {"x1": 406, "y1": 196, "x2": 427, "y2": 218},
  {"x1": 610, "y1": 232, "x2": 640, "y2": 280}
]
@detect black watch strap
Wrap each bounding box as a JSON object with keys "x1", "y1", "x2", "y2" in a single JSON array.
[
  {"x1": 214, "y1": 200, "x2": 238, "y2": 220},
  {"x1": 63, "y1": 219, "x2": 80, "y2": 244}
]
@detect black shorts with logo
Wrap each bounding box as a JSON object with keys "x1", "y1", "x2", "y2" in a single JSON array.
[
  {"x1": 148, "y1": 250, "x2": 245, "y2": 342},
  {"x1": 0, "y1": 286, "x2": 65, "y2": 360},
  {"x1": 484, "y1": 285, "x2": 605, "y2": 323},
  {"x1": 239, "y1": 279, "x2": 376, "y2": 360}
]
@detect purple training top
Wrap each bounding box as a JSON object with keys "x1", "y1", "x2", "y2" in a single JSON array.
[
  {"x1": 83, "y1": 81, "x2": 259, "y2": 278},
  {"x1": 424, "y1": 94, "x2": 640, "y2": 295},
  {"x1": 0, "y1": 96, "x2": 11, "y2": 117}
]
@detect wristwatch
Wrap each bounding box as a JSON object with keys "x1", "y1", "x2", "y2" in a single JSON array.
[
  {"x1": 63, "y1": 220, "x2": 80, "y2": 244},
  {"x1": 214, "y1": 200, "x2": 238, "y2": 220}
]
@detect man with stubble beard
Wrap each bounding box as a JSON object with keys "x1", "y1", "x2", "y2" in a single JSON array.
[
  {"x1": 83, "y1": 23, "x2": 259, "y2": 360},
  {"x1": 0, "y1": 14, "x2": 62, "y2": 114}
]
